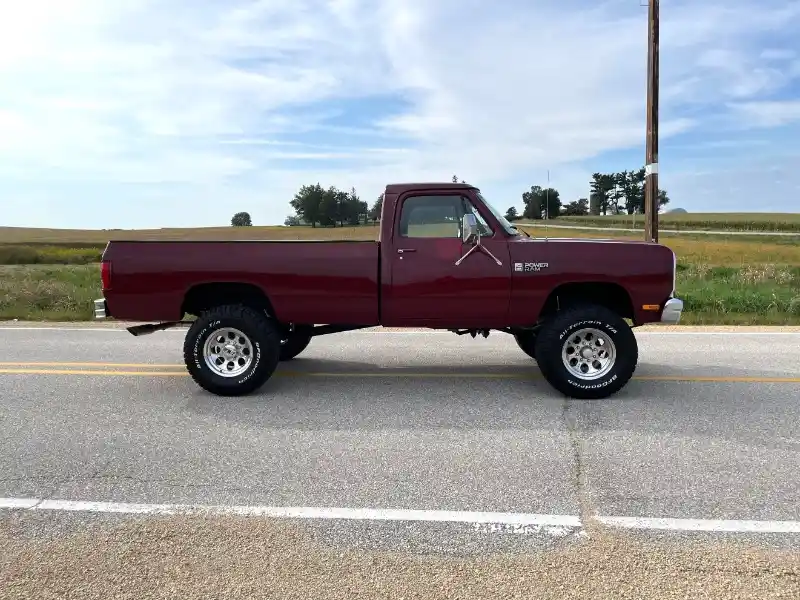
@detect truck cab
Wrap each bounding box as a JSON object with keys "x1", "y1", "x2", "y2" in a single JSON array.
[{"x1": 379, "y1": 184, "x2": 519, "y2": 328}]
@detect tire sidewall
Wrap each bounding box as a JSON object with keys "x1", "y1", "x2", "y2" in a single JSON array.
[
  {"x1": 538, "y1": 309, "x2": 637, "y2": 397},
  {"x1": 187, "y1": 314, "x2": 277, "y2": 391}
]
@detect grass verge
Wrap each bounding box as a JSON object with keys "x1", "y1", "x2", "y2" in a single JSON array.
[
  {"x1": 1, "y1": 263, "x2": 798, "y2": 324},
  {"x1": 0, "y1": 265, "x2": 99, "y2": 321},
  {"x1": 1, "y1": 224, "x2": 797, "y2": 324}
]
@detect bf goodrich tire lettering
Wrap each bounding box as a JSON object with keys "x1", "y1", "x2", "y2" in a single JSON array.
[
  {"x1": 183, "y1": 304, "x2": 280, "y2": 396},
  {"x1": 534, "y1": 305, "x2": 638, "y2": 400}
]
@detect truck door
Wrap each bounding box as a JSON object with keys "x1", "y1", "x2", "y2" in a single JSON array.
[{"x1": 382, "y1": 192, "x2": 512, "y2": 327}]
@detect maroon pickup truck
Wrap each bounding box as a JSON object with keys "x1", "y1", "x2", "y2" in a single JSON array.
[{"x1": 93, "y1": 182, "x2": 682, "y2": 399}]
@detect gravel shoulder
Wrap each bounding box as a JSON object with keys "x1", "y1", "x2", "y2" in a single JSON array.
[{"x1": 2, "y1": 514, "x2": 799, "y2": 600}]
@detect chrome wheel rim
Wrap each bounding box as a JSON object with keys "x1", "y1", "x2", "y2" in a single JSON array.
[
  {"x1": 203, "y1": 327, "x2": 254, "y2": 377},
  {"x1": 561, "y1": 327, "x2": 616, "y2": 380}
]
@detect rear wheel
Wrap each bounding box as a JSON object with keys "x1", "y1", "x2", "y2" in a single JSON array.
[
  {"x1": 280, "y1": 327, "x2": 313, "y2": 361},
  {"x1": 183, "y1": 304, "x2": 281, "y2": 396},
  {"x1": 533, "y1": 304, "x2": 637, "y2": 400}
]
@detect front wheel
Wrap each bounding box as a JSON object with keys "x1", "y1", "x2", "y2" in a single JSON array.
[
  {"x1": 533, "y1": 305, "x2": 638, "y2": 400},
  {"x1": 183, "y1": 304, "x2": 281, "y2": 396}
]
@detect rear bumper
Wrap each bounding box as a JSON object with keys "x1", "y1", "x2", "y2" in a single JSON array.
[
  {"x1": 94, "y1": 298, "x2": 108, "y2": 319},
  {"x1": 660, "y1": 297, "x2": 683, "y2": 325}
]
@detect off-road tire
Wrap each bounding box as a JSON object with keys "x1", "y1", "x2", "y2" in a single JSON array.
[
  {"x1": 514, "y1": 330, "x2": 537, "y2": 359},
  {"x1": 533, "y1": 304, "x2": 638, "y2": 400},
  {"x1": 183, "y1": 304, "x2": 281, "y2": 396},
  {"x1": 280, "y1": 328, "x2": 313, "y2": 361}
]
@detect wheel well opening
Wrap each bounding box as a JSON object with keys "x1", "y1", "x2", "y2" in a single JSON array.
[
  {"x1": 540, "y1": 282, "x2": 634, "y2": 321},
  {"x1": 181, "y1": 283, "x2": 274, "y2": 318}
]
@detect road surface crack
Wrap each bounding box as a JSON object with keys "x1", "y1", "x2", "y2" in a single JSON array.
[{"x1": 562, "y1": 399, "x2": 602, "y2": 536}]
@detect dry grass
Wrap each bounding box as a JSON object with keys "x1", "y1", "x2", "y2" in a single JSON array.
[
  {"x1": 4, "y1": 224, "x2": 800, "y2": 267},
  {"x1": 0, "y1": 224, "x2": 382, "y2": 244},
  {"x1": 553, "y1": 212, "x2": 800, "y2": 232}
]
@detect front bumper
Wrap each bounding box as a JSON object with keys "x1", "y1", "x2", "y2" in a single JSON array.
[
  {"x1": 94, "y1": 298, "x2": 108, "y2": 319},
  {"x1": 660, "y1": 297, "x2": 683, "y2": 325}
]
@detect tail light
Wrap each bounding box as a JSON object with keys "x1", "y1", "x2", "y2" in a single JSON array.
[{"x1": 101, "y1": 260, "x2": 111, "y2": 290}]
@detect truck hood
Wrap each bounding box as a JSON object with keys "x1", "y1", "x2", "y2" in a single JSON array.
[{"x1": 510, "y1": 236, "x2": 677, "y2": 289}]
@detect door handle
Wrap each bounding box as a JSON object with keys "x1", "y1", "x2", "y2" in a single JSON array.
[{"x1": 397, "y1": 248, "x2": 417, "y2": 253}]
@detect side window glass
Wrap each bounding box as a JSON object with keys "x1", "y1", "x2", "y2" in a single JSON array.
[
  {"x1": 462, "y1": 197, "x2": 494, "y2": 236},
  {"x1": 399, "y1": 195, "x2": 462, "y2": 238}
]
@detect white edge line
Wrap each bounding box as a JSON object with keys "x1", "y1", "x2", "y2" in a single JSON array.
[
  {"x1": 0, "y1": 498, "x2": 40, "y2": 509},
  {"x1": 2, "y1": 498, "x2": 799, "y2": 534},
  {"x1": 598, "y1": 516, "x2": 800, "y2": 534},
  {"x1": 0, "y1": 498, "x2": 580, "y2": 528}
]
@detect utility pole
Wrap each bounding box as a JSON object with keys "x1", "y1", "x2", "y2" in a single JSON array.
[{"x1": 644, "y1": 0, "x2": 660, "y2": 243}]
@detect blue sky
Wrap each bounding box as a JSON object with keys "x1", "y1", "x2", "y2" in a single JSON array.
[{"x1": 1, "y1": 0, "x2": 799, "y2": 229}]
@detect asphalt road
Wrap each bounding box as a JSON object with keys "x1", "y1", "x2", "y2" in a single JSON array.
[{"x1": 1, "y1": 325, "x2": 799, "y2": 558}]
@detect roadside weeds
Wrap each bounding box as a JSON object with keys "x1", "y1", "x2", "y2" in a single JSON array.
[{"x1": 1, "y1": 263, "x2": 799, "y2": 324}]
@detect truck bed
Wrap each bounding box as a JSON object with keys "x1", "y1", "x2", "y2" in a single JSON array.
[{"x1": 101, "y1": 240, "x2": 380, "y2": 324}]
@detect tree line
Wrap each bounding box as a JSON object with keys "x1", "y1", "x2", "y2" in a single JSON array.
[
  {"x1": 230, "y1": 170, "x2": 670, "y2": 227},
  {"x1": 279, "y1": 175, "x2": 464, "y2": 227},
  {"x1": 505, "y1": 167, "x2": 671, "y2": 222}
]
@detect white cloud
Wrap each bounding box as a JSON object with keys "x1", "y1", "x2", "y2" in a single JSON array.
[
  {"x1": 728, "y1": 100, "x2": 800, "y2": 127},
  {"x1": 0, "y1": 0, "x2": 799, "y2": 228}
]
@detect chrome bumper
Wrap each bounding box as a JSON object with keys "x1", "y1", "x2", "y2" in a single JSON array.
[
  {"x1": 660, "y1": 297, "x2": 683, "y2": 325},
  {"x1": 94, "y1": 298, "x2": 107, "y2": 319}
]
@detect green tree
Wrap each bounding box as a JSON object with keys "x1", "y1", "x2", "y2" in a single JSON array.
[
  {"x1": 589, "y1": 168, "x2": 671, "y2": 214},
  {"x1": 289, "y1": 183, "x2": 326, "y2": 227},
  {"x1": 523, "y1": 186, "x2": 561, "y2": 219},
  {"x1": 231, "y1": 211, "x2": 252, "y2": 226},
  {"x1": 340, "y1": 187, "x2": 367, "y2": 225},
  {"x1": 369, "y1": 193, "x2": 383, "y2": 222},
  {"x1": 522, "y1": 186, "x2": 543, "y2": 220},
  {"x1": 318, "y1": 186, "x2": 344, "y2": 227},
  {"x1": 621, "y1": 168, "x2": 645, "y2": 215},
  {"x1": 504, "y1": 206, "x2": 519, "y2": 221},
  {"x1": 562, "y1": 198, "x2": 589, "y2": 216},
  {"x1": 589, "y1": 173, "x2": 614, "y2": 215},
  {"x1": 542, "y1": 188, "x2": 561, "y2": 218},
  {"x1": 657, "y1": 189, "x2": 670, "y2": 211}
]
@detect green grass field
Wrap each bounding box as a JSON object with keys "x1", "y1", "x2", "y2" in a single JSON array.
[{"x1": 1, "y1": 221, "x2": 798, "y2": 324}]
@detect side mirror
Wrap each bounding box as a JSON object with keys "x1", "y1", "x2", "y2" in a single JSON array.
[{"x1": 462, "y1": 213, "x2": 479, "y2": 244}]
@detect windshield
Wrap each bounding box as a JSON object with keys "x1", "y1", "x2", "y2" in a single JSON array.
[{"x1": 475, "y1": 191, "x2": 521, "y2": 236}]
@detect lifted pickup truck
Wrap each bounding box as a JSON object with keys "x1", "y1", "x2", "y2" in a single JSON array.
[{"x1": 94, "y1": 182, "x2": 682, "y2": 399}]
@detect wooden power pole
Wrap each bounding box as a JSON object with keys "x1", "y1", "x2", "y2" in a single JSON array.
[{"x1": 644, "y1": 0, "x2": 660, "y2": 243}]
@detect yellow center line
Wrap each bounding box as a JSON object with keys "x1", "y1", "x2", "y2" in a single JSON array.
[
  {"x1": 0, "y1": 362, "x2": 183, "y2": 368},
  {"x1": 0, "y1": 365, "x2": 798, "y2": 383},
  {"x1": 0, "y1": 369, "x2": 188, "y2": 376}
]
